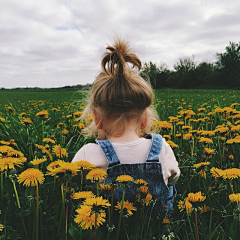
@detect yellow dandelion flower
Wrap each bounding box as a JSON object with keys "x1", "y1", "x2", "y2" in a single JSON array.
[
  {"x1": 73, "y1": 111, "x2": 82, "y2": 117},
  {"x1": 177, "y1": 200, "x2": 185, "y2": 212},
  {"x1": 200, "y1": 130, "x2": 215, "y2": 137},
  {"x1": 87, "y1": 114, "x2": 93, "y2": 121},
  {"x1": 78, "y1": 123, "x2": 86, "y2": 129},
  {"x1": 210, "y1": 167, "x2": 225, "y2": 178},
  {"x1": 74, "y1": 205, "x2": 106, "y2": 230},
  {"x1": 36, "y1": 110, "x2": 48, "y2": 118},
  {"x1": 66, "y1": 114, "x2": 73, "y2": 119},
  {"x1": 183, "y1": 133, "x2": 192, "y2": 140},
  {"x1": 74, "y1": 160, "x2": 95, "y2": 170},
  {"x1": 199, "y1": 137, "x2": 213, "y2": 144},
  {"x1": 134, "y1": 179, "x2": 148, "y2": 186},
  {"x1": 18, "y1": 168, "x2": 45, "y2": 187},
  {"x1": 166, "y1": 140, "x2": 179, "y2": 148},
  {"x1": 30, "y1": 158, "x2": 47, "y2": 166},
  {"x1": 47, "y1": 160, "x2": 65, "y2": 171},
  {"x1": 86, "y1": 168, "x2": 107, "y2": 181},
  {"x1": 83, "y1": 196, "x2": 111, "y2": 208},
  {"x1": 115, "y1": 200, "x2": 137, "y2": 215},
  {"x1": 226, "y1": 138, "x2": 240, "y2": 144},
  {"x1": 46, "y1": 167, "x2": 66, "y2": 177},
  {"x1": 0, "y1": 117, "x2": 5, "y2": 122},
  {"x1": 187, "y1": 191, "x2": 206, "y2": 203},
  {"x1": 0, "y1": 145, "x2": 15, "y2": 154},
  {"x1": 0, "y1": 223, "x2": 4, "y2": 231},
  {"x1": 52, "y1": 144, "x2": 68, "y2": 158},
  {"x1": 7, "y1": 106, "x2": 14, "y2": 114},
  {"x1": 199, "y1": 169, "x2": 206, "y2": 178},
  {"x1": 0, "y1": 156, "x2": 27, "y2": 172},
  {"x1": 163, "y1": 135, "x2": 171, "y2": 139},
  {"x1": 57, "y1": 123, "x2": 66, "y2": 128},
  {"x1": 62, "y1": 129, "x2": 69, "y2": 135},
  {"x1": 139, "y1": 185, "x2": 148, "y2": 194},
  {"x1": 145, "y1": 193, "x2": 152, "y2": 206},
  {"x1": 72, "y1": 191, "x2": 95, "y2": 200},
  {"x1": 194, "y1": 162, "x2": 210, "y2": 168},
  {"x1": 116, "y1": 175, "x2": 134, "y2": 183},
  {"x1": 0, "y1": 140, "x2": 10, "y2": 146},
  {"x1": 204, "y1": 148, "x2": 215, "y2": 155},
  {"x1": 35, "y1": 144, "x2": 45, "y2": 151},
  {"x1": 231, "y1": 125, "x2": 240, "y2": 132},
  {"x1": 42, "y1": 138, "x2": 56, "y2": 144},
  {"x1": 168, "y1": 116, "x2": 179, "y2": 123},
  {"x1": 215, "y1": 127, "x2": 229, "y2": 134},
  {"x1": 99, "y1": 184, "x2": 113, "y2": 191},
  {"x1": 162, "y1": 218, "x2": 171, "y2": 224},
  {"x1": 182, "y1": 125, "x2": 192, "y2": 130},
  {"x1": 176, "y1": 121, "x2": 184, "y2": 126},
  {"x1": 229, "y1": 155, "x2": 234, "y2": 160},
  {"x1": 59, "y1": 162, "x2": 80, "y2": 176},
  {"x1": 200, "y1": 204, "x2": 210, "y2": 213},
  {"x1": 223, "y1": 168, "x2": 240, "y2": 180},
  {"x1": 178, "y1": 198, "x2": 192, "y2": 214},
  {"x1": 158, "y1": 121, "x2": 172, "y2": 129},
  {"x1": 21, "y1": 118, "x2": 33, "y2": 125},
  {"x1": 229, "y1": 193, "x2": 240, "y2": 204},
  {"x1": 197, "y1": 108, "x2": 206, "y2": 112},
  {"x1": 42, "y1": 149, "x2": 53, "y2": 161}
]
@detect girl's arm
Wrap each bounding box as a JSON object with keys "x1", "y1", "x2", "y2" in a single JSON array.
[
  {"x1": 160, "y1": 139, "x2": 181, "y2": 186},
  {"x1": 71, "y1": 146, "x2": 86, "y2": 162}
]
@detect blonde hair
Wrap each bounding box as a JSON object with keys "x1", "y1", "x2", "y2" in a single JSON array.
[{"x1": 81, "y1": 39, "x2": 159, "y2": 136}]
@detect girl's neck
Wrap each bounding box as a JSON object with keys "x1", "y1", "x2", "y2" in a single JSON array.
[{"x1": 107, "y1": 124, "x2": 141, "y2": 143}]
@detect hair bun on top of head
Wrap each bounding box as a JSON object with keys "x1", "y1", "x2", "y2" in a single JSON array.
[{"x1": 101, "y1": 40, "x2": 142, "y2": 78}]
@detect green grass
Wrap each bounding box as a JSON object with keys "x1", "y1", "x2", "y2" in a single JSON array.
[
  {"x1": 0, "y1": 88, "x2": 240, "y2": 239},
  {"x1": 1, "y1": 88, "x2": 239, "y2": 110}
]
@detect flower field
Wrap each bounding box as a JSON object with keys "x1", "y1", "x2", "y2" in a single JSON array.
[{"x1": 0, "y1": 88, "x2": 240, "y2": 240}]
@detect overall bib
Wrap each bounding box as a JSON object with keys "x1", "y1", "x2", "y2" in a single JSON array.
[{"x1": 97, "y1": 134, "x2": 176, "y2": 215}]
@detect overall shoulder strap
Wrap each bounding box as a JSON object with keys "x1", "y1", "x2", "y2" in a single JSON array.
[
  {"x1": 146, "y1": 134, "x2": 163, "y2": 162},
  {"x1": 96, "y1": 139, "x2": 121, "y2": 167}
]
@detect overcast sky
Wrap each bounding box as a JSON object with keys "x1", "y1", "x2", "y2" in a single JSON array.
[{"x1": 1, "y1": 0, "x2": 240, "y2": 88}]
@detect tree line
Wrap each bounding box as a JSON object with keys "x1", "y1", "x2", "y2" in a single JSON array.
[{"x1": 140, "y1": 41, "x2": 240, "y2": 89}]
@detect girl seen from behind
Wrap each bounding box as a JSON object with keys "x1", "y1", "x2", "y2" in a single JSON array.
[{"x1": 72, "y1": 39, "x2": 180, "y2": 215}]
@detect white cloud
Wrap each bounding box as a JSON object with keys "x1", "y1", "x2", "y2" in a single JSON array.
[{"x1": 0, "y1": 0, "x2": 239, "y2": 88}]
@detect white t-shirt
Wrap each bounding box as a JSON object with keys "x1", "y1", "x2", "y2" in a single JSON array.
[{"x1": 72, "y1": 137, "x2": 180, "y2": 186}]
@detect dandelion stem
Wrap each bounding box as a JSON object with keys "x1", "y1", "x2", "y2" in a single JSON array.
[
  {"x1": 96, "y1": 182, "x2": 99, "y2": 197},
  {"x1": 59, "y1": 183, "x2": 66, "y2": 235},
  {"x1": 110, "y1": 192, "x2": 114, "y2": 221},
  {"x1": 0, "y1": 172, "x2": 3, "y2": 207},
  {"x1": 116, "y1": 188, "x2": 125, "y2": 240},
  {"x1": 36, "y1": 183, "x2": 39, "y2": 240},
  {"x1": 94, "y1": 212, "x2": 98, "y2": 240},
  {"x1": 41, "y1": 119, "x2": 44, "y2": 140},
  {"x1": 12, "y1": 180, "x2": 21, "y2": 208},
  {"x1": 65, "y1": 201, "x2": 68, "y2": 240},
  {"x1": 50, "y1": 176, "x2": 57, "y2": 206},
  {"x1": 80, "y1": 171, "x2": 83, "y2": 191},
  {"x1": 194, "y1": 208, "x2": 200, "y2": 240}
]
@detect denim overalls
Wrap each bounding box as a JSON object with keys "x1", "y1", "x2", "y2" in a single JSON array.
[{"x1": 96, "y1": 133, "x2": 176, "y2": 215}]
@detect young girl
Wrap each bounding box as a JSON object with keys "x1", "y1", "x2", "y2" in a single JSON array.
[{"x1": 72, "y1": 39, "x2": 180, "y2": 214}]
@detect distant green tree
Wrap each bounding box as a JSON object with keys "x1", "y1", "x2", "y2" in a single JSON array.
[
  {"x1": 215, "y1": 41, "x2": 240, "y2": 87},
  {"x1": 173, "y1": 56, "x2": 196, "y2": 88},
  {"x1": 195, "y1": 61, "x2": 216, "y2": 87},
  {"x1": 140, "y1": 61, "x2": 159, "y2": 88},
  {"x1": 155, "y1": 63, "x2": 171, "y2": 88}
]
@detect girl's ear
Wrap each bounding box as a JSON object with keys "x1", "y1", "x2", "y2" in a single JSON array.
[
  {"x1": 140, "y1": 109, "x2": 150, "y2": 130},
  {"x1": 92, "y1": 110, "x2": 102, "y2": 129}
]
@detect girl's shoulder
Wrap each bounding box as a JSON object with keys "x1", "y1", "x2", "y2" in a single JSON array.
[{"x1": 72, "y1": 143, "x2": 102, "y2": 162}]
